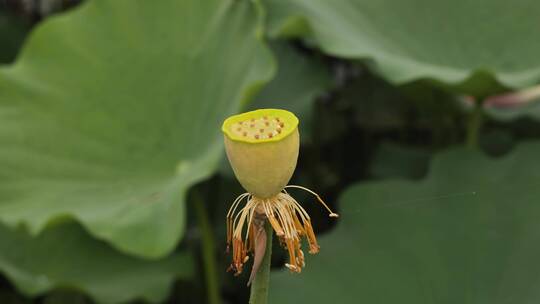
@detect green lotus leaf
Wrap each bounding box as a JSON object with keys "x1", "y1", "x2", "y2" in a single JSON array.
[
  {"x1": 265, "y1": 0, "x2": 540, "y2": 89},
  {"x1": 0, "y1": 223, "x2": 191, "y2": 304},
  {"x1": 370, "y1": 142, "x2": 430, "y2": 179},
  {"x1": 270, "y1": 142, "x2": 540, "y2": 303},
  {"x1": 0, "y1": 0, "x2": 274, "y2": 258}
]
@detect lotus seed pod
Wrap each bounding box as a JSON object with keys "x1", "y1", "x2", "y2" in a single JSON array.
[
  {"x1": 224, "y1": 109, "x2": 338, "y2": 277},
  {"x1": 222, "y1": 109, "x2": 299, "y2": 198}
]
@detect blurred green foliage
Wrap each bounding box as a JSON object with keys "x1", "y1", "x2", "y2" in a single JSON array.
[
  {"x1": 1, "y1": 0, "x2": 540, "y2": 303},
  {"x1": 272, "y1": 143, "x2": 540, "y2": 303}
]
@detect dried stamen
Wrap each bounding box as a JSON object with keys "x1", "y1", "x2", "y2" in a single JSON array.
[
  {"x1": 226, "y1": 188, "x2": 337, "y2": 277},
  {"x1": 285, "y1": 185, "x2": 339, "y2": 218}
]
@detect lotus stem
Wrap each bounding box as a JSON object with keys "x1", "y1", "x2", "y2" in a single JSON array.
[{"x1": 249, "y1": 222, "x2": 273, "y2": 304}]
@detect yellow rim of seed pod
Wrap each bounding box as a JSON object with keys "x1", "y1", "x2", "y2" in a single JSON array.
[{"x1": 222, "y1": 108, "x2": 299, "y2": 143}]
